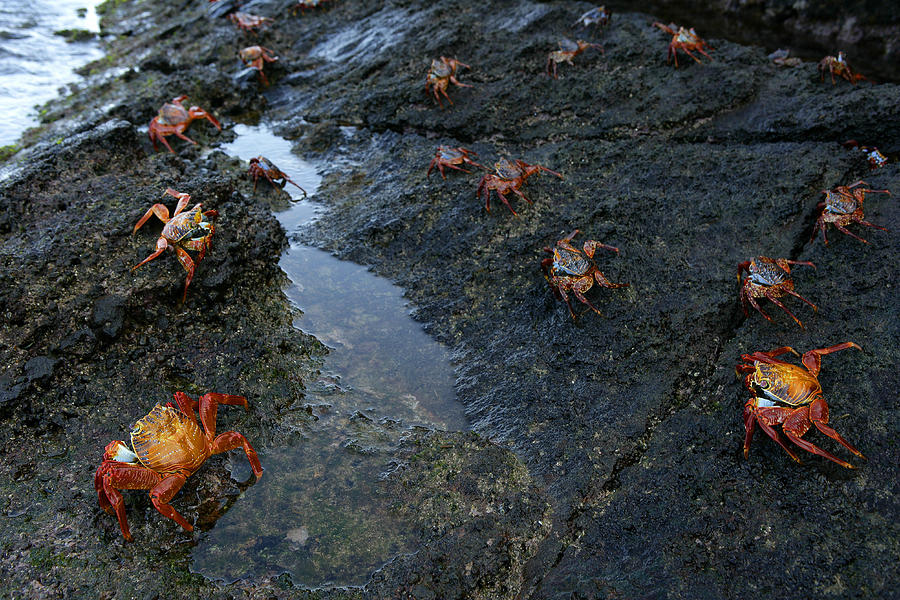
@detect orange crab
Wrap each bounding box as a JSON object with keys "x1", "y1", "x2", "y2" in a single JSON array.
[
  {"x1": 240, "y1": 45, "x2": 278, "y2": 86},
  {"x1": 476, "y1": 158, "x2": 563, "y2": 216},
  {"x1": 818, "y1": 52, "x2": 867, "y2": 85},
  {"x1": 426, "y1": 146, "x2": 486, "y2": 179},
  {"x1": 546, "y1": 39, "x2": 603, "y2": 79},
  {"x1": 228, "y1": 12, "x2": 273, "y2": 34},
  {"x1": 132, "y1": 188, "x2": 217, "y2": 302},
  {"x1": 426, "y1": 57, "x2": 471, "y2": 107},
  {"x1": 736, "y1": 342, "x2": 865, "y2": 469},
  {"x1": 812, "y1": 180, "x2": 891, "y2": 245},
  {"x1": 542, "y1": 230, "x2": 628, "y2": 319},
  {"x1": 652, "y1": 22, "x2": 714, "y2": 67},
  {"x1": 148, "y1": 95, "x2": 221, "y2": 153},
  {"x1": 738, "y1": 256, "x2": 817, "y2": 329},
  {"x1": 248, "y1": 156, "x2": 307, "y2": 197},
  {"x1": 95, "y1": 391, "x2": 263, "y2": 541}
]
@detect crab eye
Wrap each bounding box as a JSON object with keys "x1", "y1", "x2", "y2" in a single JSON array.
[{"x1": 758, "y1": 380, "x2": 769, "y2": 389}]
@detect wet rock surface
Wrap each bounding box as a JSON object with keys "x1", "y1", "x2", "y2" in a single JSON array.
[{"x1": 1, "y1": 1, "x2": 898, "y2": 599}]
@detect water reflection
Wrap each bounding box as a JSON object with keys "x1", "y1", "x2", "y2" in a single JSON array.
[{"x1": 192, "y1": 123, "x2": 465, "y2": 586}]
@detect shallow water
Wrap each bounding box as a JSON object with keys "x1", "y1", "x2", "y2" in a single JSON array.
[
  {"x1": 0, "y1": 1, "x2": 103, "y2": 147},
  {"x1": 191, "y1": 124, "x2": 466, "y2": 586}
]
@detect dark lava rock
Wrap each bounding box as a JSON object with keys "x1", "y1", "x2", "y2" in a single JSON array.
[
  {"x1": 1, "y1": 0, "x2": 898, "y2": 599},
  {"x1": 90, "y1": 294, "x2": 126, "y2": 340}
]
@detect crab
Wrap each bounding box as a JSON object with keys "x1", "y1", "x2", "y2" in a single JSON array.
[
  {"x1": 652, "y1": 22, "x2": 714, "y2": 67},
  {"x1": 426, "y1": 56, "x2": 471, "y2": 107},
  {"x1": 248, "y1": 156, "x2": 307, "y2": 197},
  {"x1": 476, "y1": 158, "x2": 563, "y2": 216},
  {"x1": 95, "y1": 391, "x2": 263, "y2": 541},
  {"x1": 292, "y1": 0, "x2": 335, "y2": 13},
  {"x1": 427, "y1": 146, "x2": 486, "y2": 179},
  {"x1": 546, "y1": 39, "x2": 603, "y2": 79},
  {"x1": 812, "y1": 180, "x2": 891, "y2": 245},
  {"x1": 843, "y1": 140, "x2": 888, "y2": 169},
  {"x1": 228, "y1": 12, "x2": 273, "y2": 34},
  {"x1": 148, "y1": 95, "x2": 221, "y2": 154},
  {"x1": 574, "y1": 6, "x2": 610, "y2": 28},
  {"x1": 818, "y1": 52, "x2": 867, "y2": 85},
  {"x1": 738, "y1": 256, "x2": 818, "y2": 329},
  {"x1": 736, "y1": 342, "x2": 865, "y2": 469},
  {"x1": 239, "y1": 45, "x2": 278, "y2": 86},
  {"x1": 541, "y1": 230, "x2": 628, "y2": 319},
  {"x1": 132, "y1": 188, "x2": 217, "y2": 302}
]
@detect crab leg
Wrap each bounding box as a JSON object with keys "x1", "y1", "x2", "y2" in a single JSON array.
[
  {"x1": 172, "y1": 127, "x2": 198, "y2": 146},
  {"x1": 782, "y1": 407, "x2": 855, "y2": 469},
  {"x1": 133, "y1": 204, "x2": 171, "y2": 234},
  {"x1": 97, "y1": 463, "x2": 164, "y2": 541},
  {"x1": 173, "y1": 246, "x2": 196, "y2": 302},
  {"x1": 799, "y1": 342, "x2": 861, "y2": 376},
  {"x1": 211, "y1": 432, "x2": 264, "y2": 479},
  {"x1": 593, "y1": 271, "x2": 628, "y2": 289},
  {"x1": 132, "y1": 238, "x2": 169, "y2": 271},
  {"x1": 746, "y1": 406, "x2": 802, "y2": 463},
  {"x1": 150, "y1": 474, "x2": 194, "y2": 531},
  {"x1": 784, "y1": 289, "x2": 818, "y2": 311},
  {"x1": 808, "y1": 397, "x2": 865, "y2": 458},
  {"x1": 164, "y1": 188, "x2": 192, "y2": 216},
  {"x1": 764, "y1": 290, "x2": 805, "y2": 329}
]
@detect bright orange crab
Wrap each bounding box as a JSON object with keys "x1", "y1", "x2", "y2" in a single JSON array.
[
  {"x1": 818, "y1": 51, "x2": 867, "y2": 85},
  {"x1": 95, "y1": 391, "x2": 263, "y2": 541},
  {"x1": 736, "y1": 342, "x2": 865, "y2": 469},
  {"x1": 546, "y1": 39, "x2": 603, "y2": 79},
  {"x1": 228, "y1": 12, "x2": 273, "y2": 34},
  {"x1": 426, "y1": 56, "x2": 471, "y2": 107},
  {"x1": 427, "y1": 146, "x2": 486, "y2": 179},
  {"x1": 240, "y1": 45, "x2": 278, "y2": 86},
  {"x1": 132, "y1": 188, "x2": 217, "y2": 302},
  {"x1": 148, "y1": 95, "x2": 221, "y2": 153},
  {"x1": 812, "y1": 180, "x2": 891, "y2": 245},
  {"x1": 652, "y1": 22, "x2": 714, "y2": 67},
  {"x1": 476, "y1": 158, "x2": 563, "y2": 216},
  {"x1": 248, "y1": 156, "x2": 307, "y2": 197},
  {"x1": 738, "y1": 256, "x2": 817, "y2": 329},
  {"x1": 542, "y1": 230, "x2": 628, "y2": 319}
]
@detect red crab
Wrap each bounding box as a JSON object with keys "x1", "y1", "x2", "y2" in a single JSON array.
[
  {"x1": 818, "y1": 52, "x2": 867, "y2": 85},
  {"x1": 652, "y1": 22, "x2": 714, "y2": 67},
  {"x1": 574, "y1": 6, "x2": 610, "y2": 28},
  {"x1": 132, "y1": 188, "x2": 217, "y2": 302},
  {"x1": 476, "y1": 158, "x2": 563, "y2": 216},
  {"x1": 812, "y1": 180, "x2": 891, "y2": 245},
  {"x1": 546, "y1": 39, "x2": 603, "y2": 79},
  {"x1": 426, "y1": 146, "x2": 486, "y2": 179},
  {"x1": 738, "y1": 256, "x2": 817, "y2": 329},
  {"x1": 542, "y1": 230, "x2": 628, "y2": 319},
  {"x1": 736, "y1": 342, "x2": 865, "y2": 469},
  {"x1": 843, "y1": 140, "x2": 888, "y2": 169},
  {"x1": 426, "y1": 57, "x2": 471, "y2": 107},
  {"x1": 95, "y1": 391, "x2": 263, "y2": 541},
  {"x1": 248, "y1": 156, "x2": 307, "y2": 197},
  {"x1": 148, "y1": 95, "x2": 221, "y2": 153},
  {"x1": 240, "y1": 45, "x2": 278, "y2": 86},
  {"x1": 228, "y1": 12, "x2": 273, "y2": 34}
]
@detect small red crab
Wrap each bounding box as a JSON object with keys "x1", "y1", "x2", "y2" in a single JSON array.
[
  {"x1": 738, "y1": 256, "x2": 817, "y2": 329},
  {"x1": 248, "y1": 156, "x2": 307, "y2": 197},
  {"x1": 574, "y1": 6, "x2": 610, "y2": 28},
  {"x1": 736, "y1": 342, "x2": 864, "y2": 469},
  {"x1": 240, "y1": 45, "x2": 278, "y2": 86},
  {"x1": 95, "y1": 391, "x2": 263, "y2": 541},
  {"x1": 426, "y1": 146, "x2": 486, "y2": 179},
  {"x1": 541, "y1": 230, "x2": 628, "y2": 319},
  {"x1": 426, "y1": 57, "x2": 471, "y2": 107},
  {"x1": 477, "y1": 158, "x2": 563, "y2": 216},
  {"x1": 148, "y1": 95, "x2": 221, "y2": 154},
  {"x1": 812, "y1": 180, "x2": 891, "y2": 244},
  {"x1": 652, "y1": 22, "x2": 714, "y2": 67},
  {"x1": 843, "y1": 140, "x2": 888, "y2": 169},
  {"x1": 546, "y1": 39, "x2": 603, "y2": 79},
  {"x1": 132, "y1": 188, "x2": 217, "y2": 302},
  {"x1": 228, "y1": 12, "x2": 273, "y2": 34},
  {"x1": 818, "y1": 52, "x2": 867, "y2": 85}
]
